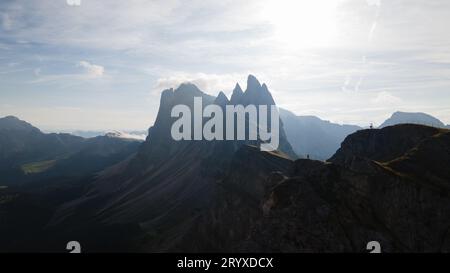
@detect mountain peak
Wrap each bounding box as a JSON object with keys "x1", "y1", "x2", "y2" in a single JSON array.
[
  {"x1": 237, "y1": 75, "x2": 275, "y2": 106},
  {"x1": 3, "y1": 115, "x2": 19, "y2": 120},
  {"x1": 0, "y1": 115, "x2": 40, "y2": 132},
  {"x1": 260, "y1": 83, "x2": 276, "y2": 105},
  {"x1": 230, "y1": 83, "x2": 244, "y2": 103},
  {"x1": 246, "y1": 74, "x2": 261, "y2": 92},
  {"x1": 158, "y1": 88, "x2": 175, "y2": 109},
  {"x1": 380, "y1": 111, "x2": 445, "y2": 128},
  {"x1": 175, "y1": 82, "x2": 204, "y2": 96},
  {"x1": 214, "y1": 91, "x2": 229, "y2": 106}
]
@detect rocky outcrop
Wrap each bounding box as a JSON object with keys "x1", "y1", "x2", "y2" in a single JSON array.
[
  {"x1": 236, "y1": 124, "x2": 450, "y2": 252},
  {"x1": 329, "y1": 124, "x2": 442, "y2": 165}
]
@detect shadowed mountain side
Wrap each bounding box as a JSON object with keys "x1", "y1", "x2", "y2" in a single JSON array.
[
  {"x1": 0, "y1": 116, "x2": 85, "y2": 168},
  {"x1": 0, "y1": 116, "x2": 142, "y2": 186},
  {"x1": 46, "y1": 143, "x2": 292, "y2": 252},
  {"x1": 43, "y1": 135, "x2": 142, "y2": 178},
  {"x1": 148, "y1": 145, "x2": 292, "y2": 252},
  {"x1": 241, "y1": 125, "x2": 450, "y2": 252}
]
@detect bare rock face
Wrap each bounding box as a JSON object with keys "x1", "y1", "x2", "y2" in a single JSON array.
[{"x1": 230, "y1": 83, "x2": 244, "y2": 104}]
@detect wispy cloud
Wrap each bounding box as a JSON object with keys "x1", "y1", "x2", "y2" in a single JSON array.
[
  {"x1": 78, "y1": 61, "x2": 104, "y2": 78},
  {"x1": 152, "y1": 72, "x2": 247, "y2": 96},
  {"x1": 371, "y1": 91, "x2": 402, "y2": 105}
]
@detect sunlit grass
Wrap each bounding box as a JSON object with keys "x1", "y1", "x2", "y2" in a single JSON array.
[{"x1": 21, "y1": 159, "x2": 57, "y2": 174}]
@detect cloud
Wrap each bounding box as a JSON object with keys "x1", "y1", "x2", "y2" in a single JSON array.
[
  {"x1": 66, "y1": 0, "x2": 81, "y2": 6},
  {"x1": 371, "y1": 91, "x2": 402, "y2": 105},
  {"x1": 152, "y1": 72, "x2": 247, "y2": 96},
  {"x1": 77, "y1": 61, "x2": 104, "y2": 77}
]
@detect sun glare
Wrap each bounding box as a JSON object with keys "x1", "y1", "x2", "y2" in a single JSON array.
[{"x1": 262, "y1": 0, "x2": 340, "y2": 49}]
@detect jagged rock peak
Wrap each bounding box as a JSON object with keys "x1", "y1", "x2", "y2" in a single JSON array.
[
  {"x1": 161, "y1": 88, "x2": 174, "y2": 97},
  {"x1": 159, "y1": 88, "x2": 174, "y2": 106},
  {"x1": 230, "y1": 83, "x2": 244, "y2": 103},
  {"x1": 214, "y1": 91, "x2": 229, "y2": 106},
  {"x1": 246, "y1": 74, "x2": 261, "y2": 92},
  {"x1": 260, "y1": 83, "x2": 276, "y2": 105},
  {"x1": 174, "y1": 82, "x2": 204, "y2": 96}
]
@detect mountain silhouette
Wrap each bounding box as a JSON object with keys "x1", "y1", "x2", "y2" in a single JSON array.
[{"x1": 380, "y1": 111, "x2": 447, "y2": 128}]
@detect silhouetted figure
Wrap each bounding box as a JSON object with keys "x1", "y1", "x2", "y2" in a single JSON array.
[
  {"x1": 370, "y1": 123, "x2": 373, "y2": 129},
  {"x1": 307, "y1": 154, "x2": 310, "y2": 159}
]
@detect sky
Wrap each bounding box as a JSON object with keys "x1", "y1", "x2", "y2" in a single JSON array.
[{"x1": 1, "y1": 0, "x2": 450, "y2": 131}]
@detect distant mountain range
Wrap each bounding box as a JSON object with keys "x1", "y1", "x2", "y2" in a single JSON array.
[
  {"x1": 280, "y1": 110, "x2": 449, "y2": 160},
  {"x1": 280, "y1": 109, "x2": 362, "y2": 160},
  {"x1": 59, "y1": 130, "x2": 147, "y2": 140},
  {"x1": 0, "y1": 116, "x2": 142, "y2": 186},
  {"x1": 1, "y1": 75, "x2": 450, "y2": 252}
]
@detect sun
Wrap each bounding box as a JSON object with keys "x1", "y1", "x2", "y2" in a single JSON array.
[{"x1": 261, "y1": 0, "x2": 340, "y2": 49}]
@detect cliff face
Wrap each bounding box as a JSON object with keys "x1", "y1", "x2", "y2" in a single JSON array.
[{"x1": 329, "y1": 124, "x2": 442, "y2": 164}]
